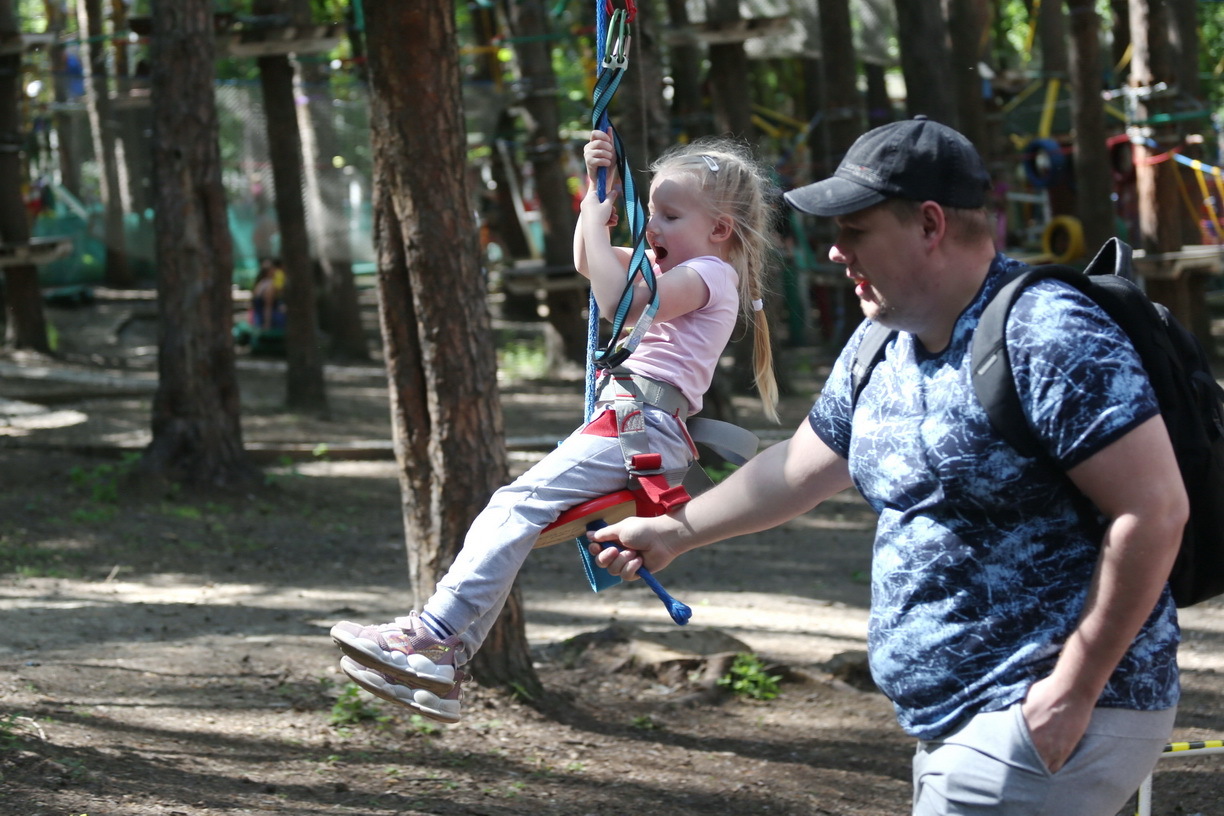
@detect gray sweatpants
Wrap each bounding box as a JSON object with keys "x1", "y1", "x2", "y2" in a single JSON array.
[
  {"x1": 912, "y1": 702, "x2": 1175, "y2": 816},
  {"x1": 424, "y1": 403, "x2": 694, "y2": 659}
]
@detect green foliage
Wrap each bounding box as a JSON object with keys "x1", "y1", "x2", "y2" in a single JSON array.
[
  {"x1": 0, "y1": 713, "x2": 21, "y2": 750},
  {"x1": 68, "y1": 453, "x2": 140, "y2": 506},
  {"x1": 329, "y1": 684, "x2": 387, "y2": 727},
  {"x1": 702, "y1": 461, "x2": 740, "y2": 484},
  {"x1": 629, "y1": 714, "x2": 661, "y2": 730},
  {"x1": 498, "y1": 338, "x2": 548, "y2": 381},
  {"x1": 717, "y1": 653, "x2": 782, "y2": 701},
  {"x1": 407, "y1": 715, "x2": 441, "y2": 736},
  {"x1": 1202, "y1": 3, "x2": 1224, "y2": 124},
  {"x1": 0, "y1": 534, "x2": 80, "y2": 578}
]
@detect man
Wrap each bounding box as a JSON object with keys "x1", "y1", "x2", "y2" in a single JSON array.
[{"x1": 589, "y1": 117, "x2": 1186, "y2": 815}]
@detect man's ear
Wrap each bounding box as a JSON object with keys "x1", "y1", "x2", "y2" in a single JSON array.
[
  {"x1": 710, "y1": 216, "x2": 734, "y2": 243},
  {"x1": 919, "y1": 201, "x2": 947, "y2": 244}
]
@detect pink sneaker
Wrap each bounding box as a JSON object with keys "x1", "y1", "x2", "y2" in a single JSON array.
[
  {"x1": 330, "y1": 612, "x2": 463, "y2": 695},
  {"x1": 339, "y1": 656, "x2": 466, "y2": 724}
]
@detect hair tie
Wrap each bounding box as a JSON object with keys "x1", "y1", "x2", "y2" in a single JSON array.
[{"x1": 751, "y1": 298, "x2": 764, "y2": 311}]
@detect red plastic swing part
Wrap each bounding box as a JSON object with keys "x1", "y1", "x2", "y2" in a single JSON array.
[{"x1": 533, "y1": 488, "x2": 664, "y2": 549}]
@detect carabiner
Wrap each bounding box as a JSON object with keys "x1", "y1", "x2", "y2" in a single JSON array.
[{"x1": 601, "y1": 8, "x2": 630, "y2": 69}]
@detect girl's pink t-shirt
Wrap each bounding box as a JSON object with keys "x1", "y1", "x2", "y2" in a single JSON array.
[{"x1": 626, "y1": 255, "x2": 739, "y2": 415}]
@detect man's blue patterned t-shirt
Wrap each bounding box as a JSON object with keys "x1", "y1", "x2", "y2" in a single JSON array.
[{"x1": 808, "y1": 253, "x2": 1180, "y2": 740}]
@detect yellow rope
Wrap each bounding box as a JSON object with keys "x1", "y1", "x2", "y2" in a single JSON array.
[
  {"x1": 1192, "y1": 161, "x2": 1224, "y2": 243},
  {"x1": 1038, "y1": 79, "x2": 1060, "y2": 140}
]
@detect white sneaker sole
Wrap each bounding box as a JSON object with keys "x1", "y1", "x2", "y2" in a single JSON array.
[
  {"x1": 330, "y1": 623, "x2": 457, "y2": 695},
  {"x1": 339, "y1": 656, "x2": 461, "y2": 724}
]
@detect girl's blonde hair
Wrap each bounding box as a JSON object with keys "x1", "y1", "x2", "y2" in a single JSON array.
[{"x1": 650, "y1": 138, "x2": 780, "y2": 421}]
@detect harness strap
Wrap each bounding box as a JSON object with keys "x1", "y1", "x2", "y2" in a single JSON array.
[
  {"x1": 585, "y1": 367, "x2": 693, "y2": 510},
  {"x1": 596, "y1": 368, "x2": 689, "y2": 420}
]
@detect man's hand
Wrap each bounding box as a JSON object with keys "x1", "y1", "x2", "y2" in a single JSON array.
[
  {"x1": 1021, "y1": 676, "x2": 1095, "y2": 773},
  {"x1": 587, "y1": 514, "x2": 681, "y2": 579}
]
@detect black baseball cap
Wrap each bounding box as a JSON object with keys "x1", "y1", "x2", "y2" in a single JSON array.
[{"x1": 784, "y1": 116, "x2": 991, "y2": 217}]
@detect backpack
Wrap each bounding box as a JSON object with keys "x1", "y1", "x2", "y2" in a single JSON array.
[{"x1": 850, "y1": 237, "x2": 1224, "y2": 607}]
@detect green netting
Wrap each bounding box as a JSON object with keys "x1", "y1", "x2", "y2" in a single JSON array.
[{"x1": 32, "y1": 73, "x2": 376, "y2": 288}]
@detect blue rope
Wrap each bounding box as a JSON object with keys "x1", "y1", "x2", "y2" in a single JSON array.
[{"x1": 585, "y1": 0, "x2": 611, "y2": 422}]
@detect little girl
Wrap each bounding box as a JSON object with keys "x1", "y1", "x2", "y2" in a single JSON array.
[{"x1": 331, "y1": 130, "x2": 779, "y2": 723}]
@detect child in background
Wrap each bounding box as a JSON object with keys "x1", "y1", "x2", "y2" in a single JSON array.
[{"x1": 330, "y1": 130, "x2": 780, "y2": 723}]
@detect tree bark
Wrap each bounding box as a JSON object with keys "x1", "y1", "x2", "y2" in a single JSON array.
[
  {"x1": 705, "y1": 0, "x2": 755, "y2": 138},
  {"x1": 290, "y1": 0, "x2": 367, "y2": 362},
  {"x1": 253, "y1": 0, "x2": 328, "y2": 414},
  {"x1": 893, "y1": 0, "x2": 958, "y2": 127},
  {"x1": 1065, "y1": 0, "x2": 1115, "y2": 254},
  {"x1": 947, "y1": 0, "x2": 988, "y2": 149},
  {"x1": 43, "y1": 1, "x2": 80, "y2": 196},
  {"x1": 1037, "y1": 0, "x2": 1069, "y2": 79},
  {"x1": 819, "y1": 0, "x2": 862, "y2": 160},
  {"x1": 144, "y1": 0, "x2": 255, "y2": 487},
  {"x1": 364, "y1": 1, "x2": 541, "y2": 695},
  {"x1": 1129, "y1": 0, "x2": 1207, "y2": 343},
  {"x1": 664, "y1": 0, "x2": 710, "y2": 140},
  {"x1": 0, "y1": 0, "x2": 48, "y2": 351},
  {"x1": 614, "y1": 0, "x2": 669, "y2": 194},
  {"x1": 302, "y1": 101, "x2": 368, "y2": 361},
  {"x1": 503, "y1": 0, "x2": 586, "y2": 367},
  {"x1": 1168, "y1": 0, "x2": 1199, "y2": 103},
  {"x1": 78, "y1": 0, "x2": 133, "y2": 288}
]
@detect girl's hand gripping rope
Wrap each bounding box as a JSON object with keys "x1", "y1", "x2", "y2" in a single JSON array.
[{"x1": 583, "y1": 129, "x2": 621, "y2": 227}]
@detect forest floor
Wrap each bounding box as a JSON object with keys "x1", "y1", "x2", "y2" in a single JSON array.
[{"x1": 0, "y1": 288, "x2": 1222, "y2": 816}]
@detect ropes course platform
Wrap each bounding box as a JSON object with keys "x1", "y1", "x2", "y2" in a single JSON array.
[
  {"x1": 1132, "y1": 245, "x2": 1224, "y2": 281},
  {"x1": 127, "y1": 15, "x2": 342, "y2": 58},
  {"x1": 501, "y1": 260, "x2": 585, "y2": 295},
  {"x1": 0, "y1": 237, "x2": 73, "y2": 269}
]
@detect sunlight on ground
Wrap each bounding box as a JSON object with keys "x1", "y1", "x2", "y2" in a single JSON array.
[{"x1": 0, "y1": 398, "x2": 88, "y2": 435}]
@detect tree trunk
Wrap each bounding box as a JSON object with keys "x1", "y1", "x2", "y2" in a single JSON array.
[
  {"x1": 78, "y1": 0, "x2": 133, "y2": 288},
  {"x1": 1129, "y1": 0, "x2": 1206, "y2": 342},
  {"x1": 893, "y1": 0, "x2": 958, "y2": 127},
  {"x1": 947, "y1": 0, "x2": 988, "y2": 149},
  {"x1": 1168, "y1": 0, "x2": 1199, "y2": 103},
  {"x1": 1037, "y1": 0, "x2": 1069, "y2": 79},
  {"x1": 288, "y1": 0, "x2": 366, "y2": 361},
  {"x1": 664, "y1": 0, "x2": 710, "y2": 140},
  {"x1": 364, "y1": 1, "x2": 541, "y2": 696},
  {"x1": 614, "y1": 0, "x2": 669, "y2": 194},
  {"x1": 864, "y1": 62, "x2": 892, "y2": 130},
  {"x1": 253, "y1": 1, "x2": 328, "y2": 414},
  {"x1": 43, "y1": 1, "x2": 81, "y2": 196},
  {"x1": 1110, "y1": 0, "x2": 1131, "y2": 84},
  {"x1": 706, "y1": 0, "x2": 755, "y2": 138},
  {"x1": 819, "y1": 0, "x2": 862, "y2": 160},
  {"x1": 301, "y1": 101, "x2": 366, "y2": 362},
  {"x1": 1065, "y1": 0, "x2": 1115, "y2": 254},
  {"x1": 503, "y1": 0, "x2": 586, "y2": 367},
  {"x1": 0, "y1": 0, "x2": 48, "y2": 351},
  {"x1": 144, "y1": 0, "x2": 255, "y2": 487}
]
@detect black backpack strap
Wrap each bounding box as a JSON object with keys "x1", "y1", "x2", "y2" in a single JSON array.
[
  {"x1": 971, "y1": 264, "x2": 1095, "y2": 459},
  {"x1": 850, "y1": 322, "x2": 895, "y2": 410}
]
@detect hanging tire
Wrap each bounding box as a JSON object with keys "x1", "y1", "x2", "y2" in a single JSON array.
[
  {"x1": 1023, "y1": 138, "x2": 1068, "y2": 189},
  {"x1": 1042, "y1": 215, "x2": 1086, "y2": 264}
]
